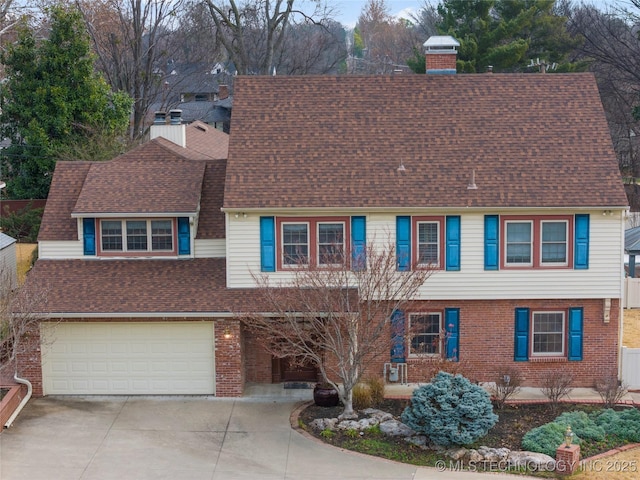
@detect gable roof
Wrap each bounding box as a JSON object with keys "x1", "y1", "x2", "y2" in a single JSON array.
[
  {"x1": 224, "y1": 74, "x2": 627, "y2": 210},
  {"x1": 72, "y1": 140, "x2": 206, "y2": 216}
]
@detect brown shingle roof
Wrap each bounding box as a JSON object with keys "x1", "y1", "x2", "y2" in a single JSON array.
[
  {"x1": 24, "y1": 259, "x2": 251, "y2": 314},
  {"x1": 72, "y1": 140, "x2": 206, "y2": 215},
  {"x1": 224, "y1": 74, "x2": 627, "y2": 209},
  {"x1": 196, "y1": 159, "x2": 226, "y2": 239},
  {"x1": 159, "y1": 121, "x2": 229, "y2": 160},
  {"x1": 38, "y1": 162, "x2": 92, "y2": 241}
]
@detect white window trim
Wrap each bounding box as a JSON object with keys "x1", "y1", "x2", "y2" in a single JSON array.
[
  {"x1": 281, "y1": 221, "x2": 310, "y2": 267},
  {"x1": 531, "y1": 310, "x2": 565, "y2": 357},
  {"x1": 316, "y1": 221, "x2": 346, "y2": 267},
  {"x1": 100, "y1": 219, "x2": 174, "y2": 253},
  {"x1": 416, "y1": 221, "x2": 440, "y2": 267},
  {"x1": 539, "y1": 220, "x2": 569, "y2": 267},
  {"x1": 505, "y1": 220, "x2": 533, "y2": 267},
  {"x1": 408, "y1": 312, "x2": 442, "y2": 357}
]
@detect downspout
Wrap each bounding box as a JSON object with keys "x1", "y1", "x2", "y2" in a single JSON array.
[{"x1": 4, "y1": 372, "x2": 32, "y2": 428}]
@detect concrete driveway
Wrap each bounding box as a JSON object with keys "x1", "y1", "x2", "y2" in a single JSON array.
[{"x1": 0, "y1": 391, "x2": 528, "y2": 480}]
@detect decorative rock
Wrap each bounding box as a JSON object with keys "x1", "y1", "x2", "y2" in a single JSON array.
[
  {"x1": 465, "y1": 449, "x2": 484, "y2": 463},
  {"x1": 445, "y1": 447, "x2": 468, "y2": 460},
  {"x1": 361, "y1": 409, "x2": 394, "y2": 423},
  {"x1": 337, "y1": 420, "x2": 362, "y2": 431},
  {"x1": 405, "y1": 435, "x2": 429, "y2": 449},
  {"x1": 477, "y1": 446, "x2": 510, "y2": 462},
  {"x1": 379, "y1": 419, "x2": 414, "y2": 437},
  {"x1": 310, "y1": 418, "x2": 338, "y2": 431},
  {"x1": 508, "y1": 451, "x2": 556, "y2": 472}
]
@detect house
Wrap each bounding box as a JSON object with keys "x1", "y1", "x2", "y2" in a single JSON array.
[
  {"x1": 0, "y1": 232, "x2": 17, "y2": 289},
  {"x1": 18, "y1": 39, "x2": 628, "y2": 397}
]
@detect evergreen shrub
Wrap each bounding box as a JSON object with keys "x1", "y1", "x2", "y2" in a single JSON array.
[
  {"x1": 401, "y1": 371, "x2": 498, "y2": 446},
  {"x1": 522, "y1": 422, "x2": 582, "y2": 457}
]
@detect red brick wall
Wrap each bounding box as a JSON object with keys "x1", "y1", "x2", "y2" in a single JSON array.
[
  {"x1": 426, "y1": 53, "x2": 457, "y2": 72},
  {"x1": 214, "y1": 319, "x2": 244, "y2": 396},
  {"x1": 362, "y1": 298, "x2": 620, "y2": 387},
  {"x1": 244, "y1": 330, "x2": 273, "y2": 383},
  {"x1": 17, "y1": 323, "x2": 43, "y2": 396}
]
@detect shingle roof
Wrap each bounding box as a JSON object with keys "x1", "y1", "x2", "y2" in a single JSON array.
[
  {"x1": 196, "y1": 160, "x2": 226, "y2": 239},
  {"x1": 72, "y1": 140, "x2": 206, "y2": 216},
  {"x1": 224, "y1": 74, "x2": 627, "y2": 210},
  {"x1": 23, "y1": 258, "x2": 253, "y2": 315}
]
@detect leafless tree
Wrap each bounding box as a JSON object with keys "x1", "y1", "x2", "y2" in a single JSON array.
[
  {"x1": 203, "y1": 0, "x2": 336, "y2": 75},
  {"x1": 75, "y1": 0, "x2": 189, "y2": 139},
  {"x1": 0, "y1": 266, "x2": 49, "y2": 380},
  {"x1": 239, "y1": 240, "x2": 433, "y2": 418}
]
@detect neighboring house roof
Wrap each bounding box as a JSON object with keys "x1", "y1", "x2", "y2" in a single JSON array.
[
  {"x1": 224, "y1": 74, "x2": 627, "y2": 210},
  {"x1": 0, "y1": 232, "x2": 16, "y2": 249},
  {"x1": 26, "y1": 259, "x2": 253, "y2": 315},
  {"x1": 625, "y1": 226, "x2": 640, "y2": 254}
]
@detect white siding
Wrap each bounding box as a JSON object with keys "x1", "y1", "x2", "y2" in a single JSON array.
[
  {"x1": 194, "y1": 239, "x2": 226, "y2": 258},
  {"x1": 225, "y1": 210, "x2": 624, "y2": 300},
  {"x1": 0, "y1": 241, "x2": 17, "y2": 289},
  {"x1": 39, "y1": 241, "x2": 84, "y2": 259}
]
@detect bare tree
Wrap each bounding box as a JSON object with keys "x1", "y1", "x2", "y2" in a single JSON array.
[
  {"x1": 239, "y1": 240, "x2": 432, "y2": 418},
  {"x1": 76, "y1": 0, "x2": 189, "y2": 139},
  {"x1": 0, "y1": 267, "x2": 48, "y2": 381},
  {"x1": 204, "y1": 0, "x2": 335, "y2": 75}
]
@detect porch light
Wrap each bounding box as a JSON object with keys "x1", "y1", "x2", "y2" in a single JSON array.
[
  {"x1": 223, "y1": 328, "x2": 232, "y2": 340},
  {"x1": 564, "y1": 426, "x2": 574, "y2": 448}
]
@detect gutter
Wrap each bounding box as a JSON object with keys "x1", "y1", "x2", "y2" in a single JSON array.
[{"x1": 4, "y1": 372, "x2": 32, "y2": 428}]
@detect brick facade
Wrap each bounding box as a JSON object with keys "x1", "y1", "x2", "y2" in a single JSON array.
[{"x1": 426, "y1": 53, "x2": 457, "y2": 72}]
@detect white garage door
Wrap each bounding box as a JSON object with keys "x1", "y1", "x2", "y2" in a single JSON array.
[{"x1": 41, "y1": 322, "x2": 215, "y2": 395}]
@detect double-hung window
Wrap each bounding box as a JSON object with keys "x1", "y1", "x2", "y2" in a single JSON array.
[
  {"x1": 502, "y1": 216, "x2": 571, "y2": 268},
  {"x1": 409, "y1": 313, "x2": 442, "y2": 356},
  {"x1": 417, "y1": 221, "x2": 440, "y2": 266},
  {"x1": 278, "y1": 217, "x2": 348, "y2": 269},
  {"x1": 532, "y1": 311, "x2": 565, "y2": 357},
  {"x1": 100, "y1": 219, "x2": 174, "y2": 254}
]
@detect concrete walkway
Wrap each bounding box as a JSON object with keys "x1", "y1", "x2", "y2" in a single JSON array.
[{"x1": 1, "y1": 384, "x2": 637, "y2": 480}]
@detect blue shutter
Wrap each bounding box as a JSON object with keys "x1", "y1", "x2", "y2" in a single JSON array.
[
  {"x1": 177, "y1": 217, "x2": 190, "y2": 255},
  {"x1": 484, "y1": 215, "x2": 499, "y2": 270},
  {"x1": 396, "y1": 216, "x2": 411, "y2": 271},
  {"x1": 445, "y1": 308, "x2": 460, "y2": 361},
  {"x1": 351, "y1": 216, "x2": 366, "y2": 271},
  {"x1": 568, "y1": 307, "x2": 584, "y2": 361},
  {"x1": 574, "y1": 214, "x2": 590, "y2": 270},
  {"x1": 260, "y1": 216, "x2": 276, "y2": 272},
  {"x1": 514, "y1": 308, "x2": 530, "y2": 361},
  {"x1": 445, "y1": 216, "x2": 461, "y2": 271},
  {"x1": 83, "y1": 218, "x2": 96, "y2": 255},
  {"x1": 390, "y1": 309, "x2": 406, "y2": 363}
]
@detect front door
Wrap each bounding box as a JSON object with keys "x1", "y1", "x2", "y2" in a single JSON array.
[{"x1": 278, "y1": 357, "x2": 318, "y2": 382}]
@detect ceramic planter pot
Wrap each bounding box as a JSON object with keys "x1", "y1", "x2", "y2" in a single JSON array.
[{"x1": 313, "y1": 383, "x2": 339, "y2": 407}]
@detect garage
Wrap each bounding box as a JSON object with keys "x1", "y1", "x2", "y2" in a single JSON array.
[{"x1": 41, "y1": 322, "x2": 215, "y2": 395}]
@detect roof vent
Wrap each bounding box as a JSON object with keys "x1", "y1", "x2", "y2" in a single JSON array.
[
  {"x1": 154, "y1": 111, "x2": 167, "y2": 125},
  {"x1": 169, "y1": 109, "x2": 183, "y2": 125}
]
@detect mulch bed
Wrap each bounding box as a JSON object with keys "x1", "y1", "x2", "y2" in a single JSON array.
[{"x1": 299, "y1": 399, "x2": 635, "y2": 460}]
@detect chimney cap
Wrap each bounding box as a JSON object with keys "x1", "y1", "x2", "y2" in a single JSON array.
[{"x1": 424, "y1": 35, "x2": 460, "y2": 52}]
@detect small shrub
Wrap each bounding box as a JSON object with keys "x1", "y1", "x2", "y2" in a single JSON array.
[
  {"x1": 401, "y1": 371, "x2": 498, "y2": 447},
  {"x1": 489, "y1": 367, "x2": 523, "y2": 409},
  {"x1": 344, "y1": 428, "x2": 360, "y2": 438},
  {"x1": 541, "y1": 371, "x2": 573, "y2": 410},
  {"x1": 594, "y1": 408, "x2": 640, "y2": 442},
  {"x1": 554, "y1": 411, "x2": 605, "y2": 441},
  {"x1": 364, "y1": 376, "x2": 385, "y2": 406},
  {"x1": 594, "y1": 376, "x2": 628, "y2": 408},
  {"x1": 522, "y1": 422, "x2": 582, "y2": 457},
  {"x1": 352, "y1": 383, "x2": 373, "y2": 410},
  {"x1": 320, "y1": 428, "x2": 335, "y2": 439}
]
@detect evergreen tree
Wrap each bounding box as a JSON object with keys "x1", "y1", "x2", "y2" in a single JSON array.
[{"x1": 0, "y1": 6, "x2": 132, "y2": 199}]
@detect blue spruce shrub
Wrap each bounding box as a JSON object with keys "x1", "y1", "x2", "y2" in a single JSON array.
[
  {"x1": 401, "y1": 371, "x2": 498, "y2": 446},
  {"x1": 554, "y1": 411, "x2": 605, "y2": 441},
  {"x1": 594, "y1": 408, "x2": 640, "y2": 442},
  {"x1": 522, "y1": 422, "x2": 583, "y2": 457}
]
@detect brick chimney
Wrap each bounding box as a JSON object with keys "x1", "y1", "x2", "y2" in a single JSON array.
[
  {"x1": 218, "y1": 85, "x2": 229, "y2": 100},
  {"x1": 424, "y1": 36, "x2": 460, "y2": 74}
]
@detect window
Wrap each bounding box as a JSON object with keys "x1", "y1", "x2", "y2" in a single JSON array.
[
  {"x1": 277, "y1": 217, "x2": 349, "y2": 269},
  {"x1": 317, "y1": 223, "x2": 344, "y2": 265},
  {"x1": 501, "y1": 216, "x2": 572, "y2": 269},
  {"x1": 417, "y1": 222, "x2": 439, "y2": 266},
  {"x1": 99, "y1": 219, "x2": 174, "y2": 254},
  {"x1": 532, "y1": 311, "x2": 565, "y2": 356},
  {"x1": 505, "y1": 221, "x2": 532, "y2": 265},
  {"x1": 409, "y1": 313, "x2": 442, "y2": 356},
  {"x1": 282, "y1": 223, "x2": 309, "y2": 265}
]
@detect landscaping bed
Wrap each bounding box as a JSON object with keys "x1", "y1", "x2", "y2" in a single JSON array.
[{"x1": 298, "y1": 399, "x2": 638, "y2": 466}]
